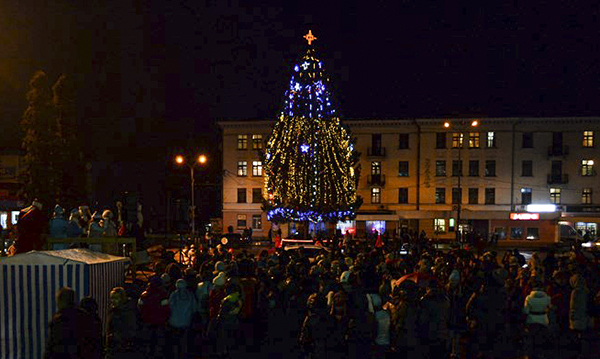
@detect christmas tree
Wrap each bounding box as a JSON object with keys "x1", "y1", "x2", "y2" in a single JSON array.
[{"x1": 263, "y1": 30, "x2": 362, "y2": 225}]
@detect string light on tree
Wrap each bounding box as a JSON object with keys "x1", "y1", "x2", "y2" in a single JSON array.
[{"x1": 262, "y1": 30, "x2": 362, "y2": 224}]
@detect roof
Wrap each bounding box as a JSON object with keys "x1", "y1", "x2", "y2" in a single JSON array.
[{"x1": 0, "y1": 248, "x2": 130, "y2": 265}]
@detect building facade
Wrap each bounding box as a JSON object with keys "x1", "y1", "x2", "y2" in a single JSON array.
[{"x1": 219, "y1": 118, "x2": 600, "y2": 243}]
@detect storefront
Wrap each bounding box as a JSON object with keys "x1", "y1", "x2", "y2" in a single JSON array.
[{"x1": 490, "y1": 212, "x2": 559, "y2": 243}]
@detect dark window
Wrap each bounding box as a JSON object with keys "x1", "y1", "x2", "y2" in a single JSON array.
[
  {"x1": 511, "y1": 227, "x2": 523, "y2": 240},
  {"x1": 452, "y1": 188, "x2": 462, "y2": 204},
  {"x1": 237, "y1": 214, "x2": 247, "y2": 228},
  {"x1": 468, "y1": 188, "x2": 478, "y2": 204},
  {"x1": 485, "y1": 188, "x2": 495, "y2": 204},
  {"x1": 521, "y1": 188, "x2": 532, "y2": 205},
  {"x1": 398, "y1": 188, "x2": 408, "y2": 204},
  {"x1": 252, "y1": 188, "x2": 262, "y2": 203},
  {"x1": 237, "y1": 188, "x2": 247, "y2": 203},
  {"x1": 372, "y1": 134, "x2": 382, "y2": 151},
  {"x1": 436, "y1": 133, "x2": 446, "y2": 149},
  {"x1": 469, "y1": 160, "x2": 479, "y2": 177},
  {"x1": 435, "y1": 188, "x2": 446, "y2": 204},
  {"x1": 436, "y1": 160, "x2": 446, "y2": 176},
  {"x1": 485, "y1": 160, "x2": 496, "y2": 177},
  {"x1": 522, "y1": 132, "x2": 533, "y2": 148},
  {"x1": 552, "y1": 132, "x2": 563, "y2": 148},
  {"x1": 452, "y1": 160, "x2": 463, "y2": 177},
  {"x1": 398, "y1": 134, "x2": 409, "y2": 149},
  {"x1": 522, "y1": 161, "x2": 533, "y2": 177},
  {"x1": 398, "y1": 161, "x2": 409, "y2": 177}
]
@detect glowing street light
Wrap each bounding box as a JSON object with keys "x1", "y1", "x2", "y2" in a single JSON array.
[
  {"x1": 198, "y1": 155, "x2": 207, "y2": 164},
  {"x1": 174, "y1": 154, "x2": 208, "y2": 241}
]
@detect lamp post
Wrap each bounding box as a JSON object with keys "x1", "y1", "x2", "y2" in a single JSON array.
[
  {"x1": 444, "y1": 120, "x2": 478, "y2": 244},
  {"x1": 175, "y1": 154, "x2": 207, "y2": 242}
]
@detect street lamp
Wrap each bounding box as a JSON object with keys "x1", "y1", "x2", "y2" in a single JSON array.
[
  {"x1": 175, "y1": 154, "x2": 208, "y2": 241},
  {"x1": 444, "y1": 120, "x2": 479, "y2": 244}
]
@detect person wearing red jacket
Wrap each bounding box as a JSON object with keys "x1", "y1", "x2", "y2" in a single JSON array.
[{"x1": 138, "y1": 276, "x2": 170, "y2": 359}]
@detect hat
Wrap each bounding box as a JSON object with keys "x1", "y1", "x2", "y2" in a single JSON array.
[
  {"x1": 54, "y1": 205, "x2": 64, "y2": 215},
  {"x1": 214, "y1": 261, "x2": 225, "y2": 274},
  {"x1": 175, "y1": 279, "x2": 187, "y2": 289},
  {"x1": 213, "y1": 272, "x2": 226, "y2": 287},
  {"x1": 102, "y1": 210, "x2": 113, "y2": 219},
  {"x1": 340, "y1": 271, "x2": 351, "y2": 284}
]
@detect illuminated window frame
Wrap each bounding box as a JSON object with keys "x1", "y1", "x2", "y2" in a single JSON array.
[
  {"x1": 452, "y1": 133, "x2": 464, "y2": 148},
  {"x1": 252, "y1": 134, "x2": 263, "y2": 149},
  {"x1": 237, "y1": 134, "x2": 248, "y2": 150},
  {"x1": 434, "y1": 218, "x2": 446, "y2": 233},
  {"x1": 550, "y1": 188, "x2": 561, "y2": 204},
  {"x1": 486, "y1": 132, "x2": 496, "y2": 148},
  {"x1": 252, "y1": 161, "x2": 263, "y2": 176},
  {"x1": 582, "y1": 188, "x2": 592, "y2": 204},
  {"x1": 371, "y1": 187, "x2": 381, "y2": 204},
  {"x1": 582, "y1": 159, "x2": 594, "y2": 176},
  {"x1": 237, "y1": 161, "x2": 248, "y2": 176},
  {"x1": 583, "y1": 131, "x2": 594, "y2": 148},
  {"x1": 468, "y1": 132, "x2": 480, "y2": 148}
]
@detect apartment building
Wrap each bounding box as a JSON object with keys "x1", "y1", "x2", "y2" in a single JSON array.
[{"x1": 219, "y1": 118, "x2": 600, "y2": 243}]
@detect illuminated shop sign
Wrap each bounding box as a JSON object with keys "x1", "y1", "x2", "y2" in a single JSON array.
[{"x1": 510, "y1": 213, "x2": 540, "y2": 220}]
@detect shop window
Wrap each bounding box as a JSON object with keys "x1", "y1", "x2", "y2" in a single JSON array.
[
  {"x1": 237, "y1": 134, "x2": 248, "y2": 150},
  {"x1": 252, "y1": 214, "x2": 262, "y2": 229},
  {"x1": 487, "y1": 132, "x2": 496, "y2": 148},
  {"x1": 449, "y1": 218, "x2": 456, "y2": 232},
  {"x1": 583, "y1": 131, "x2": 594, "y2": 147},
  {"x1": 436, "y1": 160, "x2": 446, "y2": 176},
  {"x1": 434, "y1": 219, "x2": 446, "y2": 233},
  {"x1": 468, "y1": 132, "x2": 480, "y2": 148},
  {"x1": 252, "y1": 134, "x2": 263, "y2": 149},
  {"x1": 510, "y1": 227, "x2": 523, "y2": 240},
  {"x1": 0, "y1": 212, "x2": 7, "y2": 229},
  {"x1": 398, "y1": 133, "x2": 409, "y2": 149},
  {"x1": 582, "y1": 188, "x2": 593, "y2": 204},
  {"x1": 435, "y1": 188, "x2": 446, "y2": 204},
  {"x1": 336, "y1": 220, "x2": 356, "y2": 235},
  {"x1": 436, "y1": 132, "x2": 446, "y2": 149},
  {"x1": 366, "y1": 220, "x2": 386, "y2": 234},
  {"x1": 526, "y1": 228, "x2": 540, "y2": 240},
  {"x1": 11, "y1": 211, "x2": 18, "y2": 225},
  {"x1": 452, "y1": 133, "x2": 464, "y2": 148},
  {"x1": 237, "y1": 214, "x2": 247, "y2": 228},
  {"x1": 494, "y1": 227, "x2": 507, "y2": 240}
]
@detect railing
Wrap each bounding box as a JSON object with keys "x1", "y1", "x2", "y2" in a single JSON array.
[
  {"x1": 367, "y1": 147, "x2": 386, "y2": 157},
  {"x1": 547, "y1": 173, "x2": 569, "y2": 184},
  {"x1": 367, "y1": 174, "x2": 386, "y2": 186},
  {"x1": 548, "y1": 145, "x2": 569, "y2": 156}
]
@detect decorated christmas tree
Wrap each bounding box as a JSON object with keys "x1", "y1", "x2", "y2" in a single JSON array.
[{"x1": 263, "y1": 31, "x2": 362, "y2": 225}]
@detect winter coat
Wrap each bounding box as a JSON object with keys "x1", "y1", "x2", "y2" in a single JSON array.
[
  {"x1": 138, "y1": 286, "x2": 170, "y2": 326},
  {"x1": 418, "y1": 290, "x2": 450, "y2": 343},
  {"x1": 16, "y1": 206, "x2": 47, "y2": 253},
  {"x1": 392, "y1": 299, "x2": 420, "y2": 348},
  {"x1": 366, "y1": 293, "x2": 390, "y2": 346},
  {"x1": 106, "y1": 299, "x2": 139, "y2": 358},
  {"x1": 168, "y1": 280, "x2": 198, "y2": 328},
  {"x1": 466, "y1": 284, "x2": 507, "y2": 334},
  {"x1": 66, "y1": 220, "x2": 83, "y2": 238},
  {"x1": 569, "y1": 275, "x2": 590, "y2": 331},
  {"x1": 523, "y1": 290, "x2": 551, "y2": 326},
  {"x1": 44, "y1": 307, "x2": 102, "y2": 359},
  {"x1": 208, "y1": 286, "x2": 227, "y2": 320},
  {"x1": 49, "y1": 217, "x2": 69, "y2": 238},
  {"x1": 299, "y1": 310, "x2": 331, "y2": 359},
  {"x1": 196, "y1": 281, "x2": 212, "y2": 317},
  {"x1": 102, "y1": 220, "x2": 118, "y2": 237},
  {"x1": 87, "y1": 222, "x2": 103, "y2": 238},
  {"x1": 239, "y1": 277, "x2": 258, "y2": 320}
]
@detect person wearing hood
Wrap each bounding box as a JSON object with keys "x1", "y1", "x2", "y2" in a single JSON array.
[
  {"x1": 15, "y1": 199, "x2": 47, "y2": 254},
  {"x1": 569, "y1": 274, "x2": 591, "y2": 357},
  {"x1": 523, "y1": 277, "x2": 551, "y2": 359},
  {"x1": 66, "y1": 209, "x2": 83, "y2": 239},
  {"x1": 106, "y1": 287, "x2": 140, "y2": 359},
  {"x1": 87, "y1": 211, "x2": 103, "y2": 252},
  {"x1": 49, "y1": 205, "x2": 69, "y2": 250},
  {"x1": 168, "y1": 279, "x2": 198, "y2": 357}
]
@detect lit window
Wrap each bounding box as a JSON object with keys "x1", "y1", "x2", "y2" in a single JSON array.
[
  {"x1": 252, "y1": 134, "x2": 263, "y2": 149},
  {"x1": 237, "y1": 161, "x2": 247, "y2": 176},
  {"x1": 434, "y1": 219, "x2": 446, "y2": 233},
  {"x1": 582, "y1": 159, "x2": 594, "y2": 176},
  {"x1": 371, "y1": 161, "x2": 381, "y2": 175},
  {"x1": 469, "y1": 132, "x2": 480, "y2": 148},
  {"x1": 582, "y1": 188, "x2": 592, "y2": 204},
  {"x1": 371, "y1": 188, "x2": 381, "y2": 204},
  {"x1": 486, "y1": 132, "x2": 496, "y2": 148},
  {"x1": 452, "y1": 133, "x2": 464, "y2": 148},
  {"x1": 550, "y1": 188, "x2": 561, "y2": 204},
  {"x1": 252, "y1": 161, "x2": 263, "y2": 176},
  {"x1": 237, "y1": 214, "x2": 247, "y2": 228},
  {"x1": 252, "y1": 214, "x2": 262, "y2": 229},
  {"x1": 583, "y1": 131, "x2": 594, "y2": 147},
  {"x1": 237, "y1": 134, "x2": 248, "y2": 150}
]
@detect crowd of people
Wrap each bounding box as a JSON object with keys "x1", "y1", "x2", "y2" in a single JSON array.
[{"x1": 41, "y1": 234, "x2": 600, "y2": 359}]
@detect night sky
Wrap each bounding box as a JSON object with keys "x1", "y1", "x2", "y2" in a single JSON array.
[{"x1": 1, "y1": 0, "x2": 599, "y2": 213}]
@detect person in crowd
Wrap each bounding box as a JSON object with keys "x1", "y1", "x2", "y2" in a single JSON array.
[
  {"x1": 299, "y1": 293, "x2": 330, "y2": 359},
  {"x1": 569, "y1": 273, "x2": 591, "y2": 357},
  {"x1": 523, "y1": 277, "x2": 552, "y2": 359},
  {"x1": 78, "y1": 205, "x2": 91, "y2": 229},
  {"x1": 44, "y1": 287, "x2": 102, "y2": 359},
  {"x1": 15, "y1": 199, "x2": 47, "y2": 253},
  {"x1": 79, "y1": 296, "x2": 103, "y2": 357},
  {"x1": 168, "y1": 279, "x2": 197, "y2": 358},
  {"x1": 138, "y1": 276, "x2": 170, "y2": 359},
  {"x1": 101, "y1": 209, "x2": 118, "y2": 237},
  {"x1": 49, "y1": 205, "x2": 69, "y2": 249},
  {"x1": 215, "y1": 279, "x2": 243, "y2": 357},
  {"x1": 66, "y1": 209, "x2": 83, "y2": 239},
  {"x1": 106, "y1": 286, "x2": 140, "y2": 359}
]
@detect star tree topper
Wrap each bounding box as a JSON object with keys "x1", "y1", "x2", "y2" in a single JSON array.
[{"x1": 304, "y1": 30, "x2": 317, "y2": 45}]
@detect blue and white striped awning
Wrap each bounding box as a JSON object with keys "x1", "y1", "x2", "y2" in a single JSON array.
[{"x1": 0, "y1": 249, "x2": 129, "y2": 359}]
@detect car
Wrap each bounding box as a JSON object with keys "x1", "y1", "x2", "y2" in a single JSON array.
[{"x1": 284, "y1": 244, "x2": 331, "y2": 261}]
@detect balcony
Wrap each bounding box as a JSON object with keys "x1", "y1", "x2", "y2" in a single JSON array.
[
  {"x1": 548, "y1": 145, "x2": 569, "y2": 157},
  {"x1": 367, "y1": 174, "x2": 386, "y2": 186},
  {"x1": 367, "y1": 147, "x2": 386, "y2": 157},
  {"x1": 547, "y1": 174, "x2": 569, "y2": 184}
]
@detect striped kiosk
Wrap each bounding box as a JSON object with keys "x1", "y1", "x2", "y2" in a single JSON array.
[{"x1": 0, "y1": 248, "x2": 129, "y2": 359}]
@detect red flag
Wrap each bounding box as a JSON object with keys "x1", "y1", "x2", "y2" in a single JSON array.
[{"x1": 375, "y1": 233, "x2": 384, "y2": 248}]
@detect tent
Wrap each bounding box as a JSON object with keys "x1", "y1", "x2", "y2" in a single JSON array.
[{"x1": 0, "y1": 248, "x2": 130, "y2": 359}]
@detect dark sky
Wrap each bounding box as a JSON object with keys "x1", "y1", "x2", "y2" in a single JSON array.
[
  {"x1": 2, "y1": 0, "x2": 600, "y2": 146},
  {"x1": 1, "y1": 0, "x2": 599, "y2": 209}
]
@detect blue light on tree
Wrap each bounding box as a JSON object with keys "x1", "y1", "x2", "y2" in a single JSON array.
[{"x1": 300, "y1": 144, "x2": 310, "y2": 153}]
